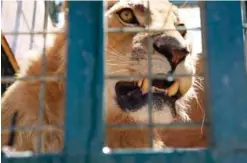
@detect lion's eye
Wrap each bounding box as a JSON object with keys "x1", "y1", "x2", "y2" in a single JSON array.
[{"x1": 117, "y1": 8, "x2": 139, "y2": 25}]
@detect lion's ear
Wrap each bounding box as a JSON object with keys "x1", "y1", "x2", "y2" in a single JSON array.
[{"x1": 106, "y1": 0, "x2": 118, "y2": 10}]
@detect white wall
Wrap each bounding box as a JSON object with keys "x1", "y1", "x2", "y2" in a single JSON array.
[
  {"x1": 178, "y1": 7, "x2": 202, "y2": 55},
  {"x1": 1, "y1": 0, "x2": 57, "y2": 64}
]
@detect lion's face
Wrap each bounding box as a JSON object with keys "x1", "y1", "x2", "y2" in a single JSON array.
[{"x1": 105, "y1": 0, "x2": 196, "y2": 124}]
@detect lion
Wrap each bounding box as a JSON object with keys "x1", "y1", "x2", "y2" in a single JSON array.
[{"x1": 1, "y1": 0, "x2": 201, "y2": 152}]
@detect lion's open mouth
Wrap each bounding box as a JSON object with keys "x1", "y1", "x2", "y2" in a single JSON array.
[{"x1": 115, "y1": 78, "x2": 181, "y2": 117}]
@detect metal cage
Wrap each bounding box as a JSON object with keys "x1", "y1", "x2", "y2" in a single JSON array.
[{"x1": 1, "y1": 1, "x2": 247, "y2": 163}]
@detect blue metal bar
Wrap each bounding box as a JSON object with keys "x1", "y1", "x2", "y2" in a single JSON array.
[
  {"x1": 64, "y1": 1, "x2": 104, "y2": 156},
  {"x1": 203, "y1": 1, "x2": 247, "y2": 161},
  {"x1": 2, "y1": 149, "x2": 212, "y2": 163},
  {"x1": 170, "y1": 0, "x2": 199, "y2": 6}
]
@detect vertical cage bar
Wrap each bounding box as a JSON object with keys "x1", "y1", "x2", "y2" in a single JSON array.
[
  {"x1": 29, "y1": 1, "x2": 37, "y2": 49},
  {"x1": 64, "y1": 1, "x2": 104, "y2": 156},
  {"x1": 146, "y1": 0, "x2": 154, "y2": 148},
  {"x1": 36, "y1": 0, "x2": 49, "y2": 154},
  {"x1": 203, "y1": 1, "x2": 247, "y2": 159},
  {"x1": 11, "y1": 1, "x2": 22, "y2": 54}
]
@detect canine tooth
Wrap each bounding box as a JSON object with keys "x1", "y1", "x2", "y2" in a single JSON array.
[
  {"x1": 167, "y1": 81, "x2": 179, "y2": 97},
  {"x1": 141, "y1": 78, "x2": 149, "y2": 94},
  {"x1": 152, "y1": 86, "x2": 156, "y2": 93},
  {"x1": 138, "y1": 79, "x2": 144, "y2": 87},
  {"x1": 164, "y1": 89, "x2": 168, "y2": 95}
]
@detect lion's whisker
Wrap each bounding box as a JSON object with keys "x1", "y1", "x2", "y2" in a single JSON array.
[
  {"x1": 196, "y1": 96, "x2": 205, "y2": 137},
  {"x1": 107, "y1": 46, "x2": 126, "y2": 57},
  {"x1": 107, "y1": 63, "x2": 130, "y2": 66},
  {"x1": 106, "y1": 69, "x2": 129, "y2": 74},
  {"x1": 106, "y1": 49, "x2": 123, "y2": 56},
  {"x1": 193, "y1": 77, "x2": 204, "y2": 91},
  {"x1": 107, "y1": 61, "x2": 136, "y2": 64}
]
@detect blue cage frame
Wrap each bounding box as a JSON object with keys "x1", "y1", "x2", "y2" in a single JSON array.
[{"x1": 2, "y1": 1, "x2": 247, "y2": 163}]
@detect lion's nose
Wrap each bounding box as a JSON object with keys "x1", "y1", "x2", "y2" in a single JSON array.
[{"x1": 152, "y1": 35, "x2": 189, "y2": 70}]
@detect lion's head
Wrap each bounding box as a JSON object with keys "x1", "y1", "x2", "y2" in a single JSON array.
[{"x1": 105, "y1": 0, "x2": 197, "y2": 124}]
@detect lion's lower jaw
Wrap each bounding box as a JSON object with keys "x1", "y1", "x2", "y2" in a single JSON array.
[
  {"x1": 105, "y1": 86, "x2": 197, "y2": 149},
  {"x1": 105, "y1": 108, "x2": 166, "y2": 149}
]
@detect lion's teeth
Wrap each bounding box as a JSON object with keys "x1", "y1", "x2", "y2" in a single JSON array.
[
  {"x1": 153, "y1": 87, "x2": 167, "y2": 94},
  {"x1": 167, "y1": 81, "x2": 179, "y2": 97},
  {"x1": 138, "y1": 79, "x2": 144, "y2": 87},
  {"x1": 164, "y1": 89, "x2": 168, "y2": 95},
  {"x1": 138, "y1": 78, "x2": 179, "y2": 96},
  {"x1": 140, "y1": 78, "x2": 149, "y2": 94}
]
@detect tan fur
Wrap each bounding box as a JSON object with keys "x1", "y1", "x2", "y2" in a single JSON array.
[
  {"x1": 105, "y1": 94, "x2": 166, "y2": 149},
  {"x1": 1, "y1": 29, "x2": 67, "y2": 152},
  {"x1": 1, "y1": 0, "x2": 200, "y2": 152}
]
